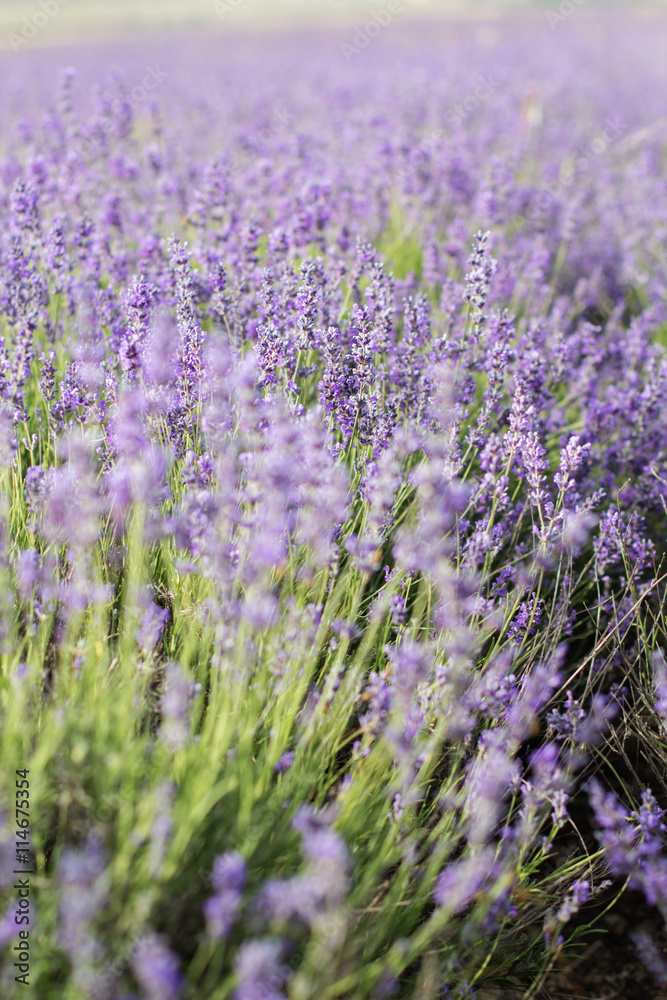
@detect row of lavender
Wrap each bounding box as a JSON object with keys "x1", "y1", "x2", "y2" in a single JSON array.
[{"x1": 1, "y1": 14, "x2": 667, "y2": 999}]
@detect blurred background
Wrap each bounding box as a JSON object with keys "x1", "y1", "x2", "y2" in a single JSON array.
[{"x1": 1, "y1": 0, "x2": 666, "y2": 48}]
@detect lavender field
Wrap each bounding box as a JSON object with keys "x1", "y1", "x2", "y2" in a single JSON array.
[{"x1": 2, "y1": 8, "x2": 667, "y2": 999}]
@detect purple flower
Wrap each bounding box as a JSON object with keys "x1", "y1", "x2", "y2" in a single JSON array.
[
  {"x1": 468, "y1": 650, "x2": 517, "y2": 720},
  {"x1": 160, "y1": 663, "x2": 192, "y2": 749},
  {"x1": 275, "y1": 751, "x2": 295, "y2": 774},
  {"x1": 632, "y1": 789, "x2": 667, "y2": 841},
  {"x1": 9, "y1": 180, "x2": 40, "y2": 236},
  {"x1": 168, "y1": 237, "x2": 204, "y2": 442},
  {"x1": 38, "y1": 351, "x2": 57, "y2": 404},
  {"x1": 260, "y1": 808, "x2": 349, "y2": 927},
  {"x1": 58, "y1": 835, "x2": 109, "y2": 990},
  {"x1": 555, "y1": 880, "x2": 590, "y2": 923},
  {"x1": 631, "y1": 931, "x2": 667, "y2": 985},
  {"x1": 464, "y1": 229, "x2": 496, "y2": 344},
  {"x1": 234, "y1": 938, "x2": 289, "y2": 1000},
  {"x1": 550, "y1": 789, "x2": 569, "y2": 830},
  {"x1": 0, "y1": 905, "x2": 18, "y2": 948},
  {"x1": 554, "y1": 435, "x2": 590, "y2": 502},
  {"x1": 132, "y1": 934, "x2": 183, "y2": 1000},
  {"x1": 505, "y1": 646, "x2": 564, "y2": 741},
  {"x1": 588, "y1": 780, "x2": 651, "y2": 876},
  {"x1": 43, "y1": 432, "x2": 102, "y2": 549},
  {"x1": 295, "y1": 257, "x2": 323, "y2": 349},
  {"x1": 463, "y1": 730, "x2": 521, "y2": 845},
  {"x1": 136, "y1": 588, "x2": 170, "y2": 651},
  {"x1": 148, "y1": 783, "x2": 175, "y2": 879},
  {"x1": 507, "y1": 596, "x2": 544, "y2": 645},
  {"x1": 121, "y1": 274, "x2": 158, "y2": 378},
  {"x1": 561, "y1": 510, "x2": 598, "y2": 550},
  {"x1": 653, "y1": 649, "x2": 667, "y2": 728},
  {"x1": 203, "y1": 851, "x2": 247, "y2": 940},
  {"x1": 434, "y1": 848, "x2": 496, "y2": 913},
  {"x1": 547, "y1": 690, "x2": 617, "y2": 746},
  {"x1": 594, "y1": 508, "x2": 655, "y2": 587}
]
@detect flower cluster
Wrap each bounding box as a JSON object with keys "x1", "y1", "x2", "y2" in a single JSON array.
[{"x1": 0, "y1": 11, "x2": 667, "y2": 1000}]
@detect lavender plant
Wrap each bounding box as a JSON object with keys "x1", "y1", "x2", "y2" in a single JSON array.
[{"x1": 1, "y1": 11, "x2": 667, "y2": 1000}]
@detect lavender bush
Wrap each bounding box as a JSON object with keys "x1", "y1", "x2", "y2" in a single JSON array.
[{"x1": 2, "y1": 11, "x2": 667, "y2": 999}]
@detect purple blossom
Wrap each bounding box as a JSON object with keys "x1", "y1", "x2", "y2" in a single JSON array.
[
  {"x1": 121, "y1": 274, "x2": 158, "y2": 378},
  {"x1": 463, "y1": 730, "x2": 521, "y2": 845},
  {"x1": 631, "y1": 931, "x2": 667, "y2": 986},
  {"x1": 507, "y1": 596, "x2": 544, "y2": 645},
  {"x1": 554, "y1": 880, "x2": 590, "y2": 923},
  {"x1": 594, "y1": 508, "x2": 655, "y2": 587},
  {"x1": 160, "y1": 663, "x2": 192, "y2": 749},
  {"x1": 260, "y1": 807, "x2": 349, "y2": 927},
  {"x1": 550, "y1": 790, "x2": 569, "y2": 830},
  {"x1": 434, "y1": 847, "x2": 496, "y2": 913},
  {"x1": 588, "y1": 780, "x2": 653, "y2": 875},
  {"x1": 468, "y1": 650, "x2": 517, "y2": 720},
  {"x1": 58, "y1": 835, "x2": 109, "y2": 990},
  {"x1": 204, "y1": 851, "x2": 247, "y2": 940},
  {"x1": 554, "y1": 435, "x2": 590, "y2": 502},
  {"x1": 275, "y1": 751, "x2": 295, "y2": 774},
  {"x1": 132, "y1": 934, "x2": 183, "y2": 1000},
  {"x1": 148, "y1": 783, "x2": 175, "y2": 878},
  {"x1": 464, "y1": 229, "x2": 497, "y2": 344},
  {"x1": 136, "y1": 588, "x2": 170, "y2": 651},
  {"x1": 0, "y1": 906, "x2": 19, "y2": 950},
  {"x1": 234, "y1": 938, "x2": 289, "y2": 1000},
  {"x1": 3, "y1": 21, "x2": 667, "y2": 1000},
  {"x1": 547, "y1": 690, "x2": 617, "y2": 746},
  {"x1": 652, "y1": 649, "x2": 667, "y2": 728}
]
